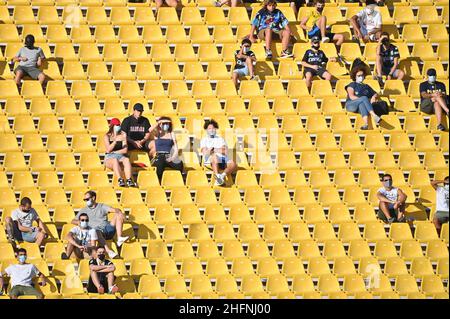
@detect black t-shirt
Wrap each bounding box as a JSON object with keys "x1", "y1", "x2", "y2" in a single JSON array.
[
  {"x1": 234, "y1": 50, "x2": 256, "y2": 70},
  {"x1": 87, "y1": 258, "x2": 114, "y2": 292},
  {"x1": 121, "y1": 115, "x2": 151, "y2": 142},
  {"x1": 379, "y1": 44, "x2": 400, "y2": 68},
  {"x1": 419, "y1": 81, "x2": 447, "y2": 102},
  {"x1": 302, "y1": 49, "x2": 328, "y2": 67}
]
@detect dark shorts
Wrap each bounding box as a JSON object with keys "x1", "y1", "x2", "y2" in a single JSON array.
[
  {"x1": 99, "y1": 224, "x2": 116, "y2": 240},
  {"x1": 217, "y1": 156, "x2": 228, "y2": 170},
  {"x1": 420, "y1": 98, "x2": 435, "y2": 114},
  {"x1": 308, "y1": 25, "x2": 335, "y2": 40},
  {"x1": 381, "y1": 66, "x2": 400, "y2": 77},
  {"x1": 87, "y1": 274, "x2": 114, "y2": 293},
  {"x1": 304, "y1": 66, "x2": 327, "y2": 78},
  {"x1": 434, "y1": 210, "x2": 449, "y2": 224},
  {"x1": 14, "y1": 66, "x2": 43, "y2": 80},
  {"x1": 9, "y1": 285, "x2": 43, "y2": 298}
]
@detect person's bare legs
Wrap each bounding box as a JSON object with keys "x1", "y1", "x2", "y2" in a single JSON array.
[
  {"x1": 223, "y1": 161, "x2": 237, "y2": 175},
  {"x1": 375, "y1": 55, "x2": 383, "y2": 78},
  {"x1": 66, "y1": 242, "x2": 75, "y2": 258},
  {"x1": 107, "y1": 272, "x2": 115, "y2": 290},
  {"x1": 333, "y1": 33, "x2": 344, "y2": 49},
  {"x1": 165, "y1": 0, "x2": 179, "y2": 8},
  {"x1": 4, "y1": 217, "x2": 15, "y2": 241},
  {"x1": 396, "y1": 203, "x2": 405, "y2": 220},
  {"x1": 433, "y1": 216, "x2": 442, "y2": 236},
  {"x1": 210, "y1": 154, "x2": 219, "y2": 175},
  {"x1": 379, "y1": 202, "x2": 393, "y2": 220},
  {"x1": 395, "y1": 70, "x2": 405, "y2": 80},
  {"x1": 433, "y1": 100, "x2": 443, "y2": 125},
  {"x1": 155, "y1": 0, "x2": 164, "y2": 9},
  {"x1": 90, "y1": 270, "x2": 104, "y2": 294},
  {"x1": 96, "y1": 230, "x2": 116, "y2": 258},
  {"x1": 264, "y1": 28, "x2": 272, "y2": 51},
  {"x1": 14, "y1": 70, "x2": 24, "y2": 88},
  {"x1": 305, "y1": 72, "x2": 313, "y2": 89},
  {"x1": 37, "y1": 72, "x2": 47, "y2": 89},
  {"x1": 110, "y1": 213, "x2": 125, "y2": 238},
  {"x1": 433, "y1": 96, "x2": 450, "y2": 114},
  {"x1": 34, "y1": 229, "x2": 46, "y2": 247},
  {"x1": 148, "y1": 140, "x2": 156, "y2": 158},
  {"x1": 246, "y1": 57, "x2": 254, "y2": 77},
  {"x1": 322, "y1": 71, "x2": 332, "y2": 81},
  {"x1": 281, "y1": 27, "x2": 291, "y2": 51},
  {"x1": 119, "y1": 157, "x2": 132, "y2": 180},
  {"x1": 317, "y1": 16, "x2": 327, "y2": 39},
  {"x1": 290, "y1": 2, "x2": 298, "y2": 17},
  {"x1": 106, "y1": 158, "x2": 124, "y2": 181}
]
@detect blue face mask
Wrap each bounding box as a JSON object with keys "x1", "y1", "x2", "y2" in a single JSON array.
[
  {"x1": 18, "y1": 255, "x2": 27, "y2": 263},
  {"x1": 80, "y1": 221, "x2": 89, "y2": 229},
  {"x1": 113, "y1": 125, "x2": 121, "y2": 134},
  {"x1": 87, "y1": 199, "x2": 95, "y2": 208},
  {"x1": 162, "y1": 124, "x2": 170, "y2": 131}
]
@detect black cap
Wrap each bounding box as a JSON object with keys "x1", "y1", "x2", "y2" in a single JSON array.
[
  {"x1": 426, "y1": 68, "x2": 437, "y2": 76},
  {"x1": 366, "y1": 0, "x2": 377, "y2": 6},
  {"x1": 133, "y1": 103, "x2": 144, "y2": 112},
  {"x1": 311, "y1": 36, "x2": 320, "y2": 44}
]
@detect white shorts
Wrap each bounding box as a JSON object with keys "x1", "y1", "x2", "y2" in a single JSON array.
[{"x1": 233, "y1": 65, "x2": 250, "y2": 77}]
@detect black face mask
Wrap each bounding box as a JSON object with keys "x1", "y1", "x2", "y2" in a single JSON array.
[
  {"x1": 312, "y1": 44, "x2": 320, "y2": 50},
  {"x1": 381, "y1": 38, "x2": 389, "y2": 46},
  {"x1": 317, "y1": 7, "x2": 324, "y2": 13},
  {"x1": 98, "y1": 254, "x2": 106, "y2": 261}
]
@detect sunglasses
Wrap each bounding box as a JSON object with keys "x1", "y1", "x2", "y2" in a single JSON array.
[
  {"x1": 383, "y1": 179, "x2": 392, "y2": 182},
  {"x1": 80, "y1": 219, "x2": 89, "y2": 222},
  {"x1": 83, "y1": 198, "x2": 91, "y2": 202}
]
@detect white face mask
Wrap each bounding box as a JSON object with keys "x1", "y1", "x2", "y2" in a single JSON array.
[
  {"x1": 428, "y1": 76, "x2": 436, "y2": 84},
  {"x1": 87, "y1": 199, "x2": 95, "y2": 208},
  {"x1": 444, "y1": 184, "x2": 449, "y2": 191},
  {"x1": 356, "y1": 75, "x2": 364, "y2": 83},
  {"x1": 207, "y1": 129, "x2": 216, "y2": 137},
  {"x1": 80, "y1": 221, "x2": 89, "y2": 229},
  {"x1": 366, "y1": 6, "x2": 374, "y2": 14}
]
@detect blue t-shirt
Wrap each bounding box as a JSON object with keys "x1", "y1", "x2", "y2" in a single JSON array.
[
  {"x1": 345, "y1": 82, "x2": 376, "y2": 103},
  {"x1": 251, "y1": 8, "x2": 289, "y2": 32}
]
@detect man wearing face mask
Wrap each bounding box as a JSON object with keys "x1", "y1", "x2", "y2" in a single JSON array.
[
  {"x1": 232, "y1": 38, "x2": 258, "y2": 88},
  {"x1": 0, "y1": 248, "x2": 47, "y2": 299},
  {"x1": 431, "y1": 176, "x2": 449, "y2": 236},
  {"x1": 13, "y1": 34, "x2": 47, "y2": 88},
  {"x1": 375, "y1": 32, "x2": 404, "y2": 85},
  {"x1": 420, "y1": 69, "x2": 449, "y2": 131},
  {"x1": 120, "y1": 103, "x2": 152, "y2": 152},
  {"x1": 200, "y1": 119, "x2": 237, "y2": 186},
  {"x1": 5, "y1": 197, "x2": 48, "y2": 247},
  {"x1": 377, "y1": 174, "x2": 407, "y2": 224},
  {"x1": 350, "y1": 0, "x2": 382, "y2": 43},
  {"x1": 300, "y1": 0, "x2": 345, "y2": 49},
  {"x1": 87, "y1": 246, "x2": 119, "y2": 295},
  {"x1": 62, "y1": 213, "x2": 98, "y2": 260},
  {"x1": 301, "y1": 36, "x2": 336, "y2": 89},
  {"x1": 104, "y1": 118, "x2": 136, "y2": 187},
  {"x1": 72, "y1": 191, "x2": 129, "y2": 259}
]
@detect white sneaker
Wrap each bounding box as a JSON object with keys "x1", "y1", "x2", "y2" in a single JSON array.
[
  {"x1": 373, "y1": 114, "x2": 381, "y2": 125},
  {"x1": 321, "y1": 36, "x2": 330, "y2": 43},
  {"x1": 214, "y1": 174, "x2": 224, "y2": 186},
  {"x1": 108, "y1": 250, "x2": 118, "y2": 259},
  {"x1": 117, "y1": 236, "x2": 129, "y2": 247}
]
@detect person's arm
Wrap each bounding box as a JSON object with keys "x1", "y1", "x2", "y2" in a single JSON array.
[
  {"x1": 301, "y1": 51, "x2": 319, "y2": 69},
  {"x1": 89, "y1": 264, "x2": 111, "y2": 272},
  {"x1": 249, "y1": 14, "x2": 259, "y2": 42},
  {"x1": 12, "y1": 48, "x2": 26, "y2": 63},
  {"x1": 350, "y1": 15, "x2": 362, "y2": 38},
  {"x1": 397, "y1": 189, "x2": 407, "y2": 204},
  {"x1": 420, "y1": 83, "x2": 434, "y2": 99},
  {"x1": 16, "y1": 220, "x2": 34, "y2": 233},
  {"x1": 168, "y1": 132, "x2": 179, "y2": 162},
  {"x1": 36, "y1": 49, "x2": 45, "y2": 67},
  {"x1": 431, "y1": 180, "x2": 443, "y2": 190},
  {"x1": 388, "y1": 56, "x2": 400, "y2": 80},
  {"x1": 104, "y1": 134, "x2": 115, "y2": 154},
  {"x1": 96, "y1": 262, "x2": 116, "y2": 273},
  {"x1": 37, "y1": 218, "x2": 48, "y2": 235},
  {"x1": 112, "y1": 134, "x2": 128, "y2": 155},
  {"x1": 37, "y1": 271, "x2": 47, "y2": 286},
  {"x1": 110, "y1": 207, "x2": 125, "y2": 217},
  {"x1": 71, "y1": 212, "x2": 81, "y2": 226},
  {"x1": 66, "y1": 232, "x2": 83, "y2": 249},
  {"x1": 299, "y1": 16, "x2": 309, "y2": 31},
  {"x1": 346, "y1": 86, "x2": 360, "y2": 101},
  {"x1": 370, "y1": 93, "x2": 379, "y2": 103},
  {"x1": 377, "y1": 191, "x2": 395, "y2": 204}
]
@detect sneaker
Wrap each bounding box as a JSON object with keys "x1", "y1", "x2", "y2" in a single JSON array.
[
  {"x1": 360, "y1": 125, "x2": 369, "y2": 130},
  {"x1": 437, "y1": 124, "x2": 446, "y2": 131},
  {"x1": 373, "y1": 114, "x2": 381, "y2": 125},
  {"x1": 280, "y1": 49, "x2": 294, "y2": 58},
  {"x1": 118, "y1": 178, "x2": 126, "y2": 187},
  {"x1": 375, "y1": 75, "x2": 384, "y2": 87},
  {"x1": 250, "y1": 75, "x2": 260, "y2": 81},
  {"x1": 109, "y1": 285, "x2": 119, "y2": 294},
  {"x1": 213, "y1": 0, "x2": 221, "y2": 6},
  {"x1": 387, "y1": 217, "x2": 395, "y2": 224},
  {"x1": 97, "y1": 286, "x2": 105, "y2": 294},
  {"x1": 117, "y1": 236, "x2": 129, "y2": 247},
  {"x1": 126, "y1": 179, "x2": 136, "y2": 187},
  {"x1": 61, "y1": 252, "x2": 69, "y2": 260},
  {"x1": 321, "y1": 36, "x2": 330, "y2": 43},
  {"x1": 214, "y1": 174, "x2": 224, "y2": 186},
  {"x1": 108, "y1": 250, "x2": 118, "y2": 259},
  {"x1": 265, "y1": 49, "x2": 273, "y2": 59}
]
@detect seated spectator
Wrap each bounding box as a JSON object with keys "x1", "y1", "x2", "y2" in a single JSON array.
[
  {"x1": 377, "y1": 174, "x2": 407, "y2": 223},
  {"x1": 155, "y1": 0, "x2": 179, "y2": 8},
  {"x1": 121, "y1": 103, "x2": 152, "y2": 153},
  {"x1": 299, "y1": 0, "x2": 345, "y2": 48},
  {"x1": 420, "y1": 68, "x2": 449, "y2": 131},
  {"x1": 200, "y1": 120, "x2": 237, "y2": 186},
  {"x1": 349, "y1": 0, "x2": 382, "y2": 43},
  {"x1": 0, "y1": 248, "x2": 47, "y2": 299},
  {"x1": 375, "y1": 32, "x2": 404, "y2": 84},
  {"x1": 148, "y1": 117, "x2": 184, "y2": 182},
  {"x1": 249, "y1": 0, "x2": 293, "y2": 59},
  {"x1": 301, "y1": 36, "x2": 336, "y2": 89},
  {"x1": 72, "y1": 191, "x2": 130, "y2": 259},
  {"x1": 13, "y1": 34, "x2": 47, "y2": 89},
  {"x1": 87, "y1": 246, "x2": 119, "y2": 295},
  {"x1": 345, "y1": 66, "x2": 382, "y2": 130},
  {"x1": 61, "y1": 213, "x2": 98, "y2": 260},
  {"x1": 104, "y1": 118, "x2": 135, "y2": 188},
  {"x1": 5, "y1": 197, "x2": 48, "y2": 247},
  {"x1": 214, "y1": 0, "x2": 241, "y2": 7},
  {"x1": 431, "y1": 176, "x2": 449, "y2": 235},
  {"x1": 232, "y1": 38, "x2": 258, "y2": 87}
]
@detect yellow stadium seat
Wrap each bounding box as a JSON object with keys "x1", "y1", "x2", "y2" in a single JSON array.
[
  {"x1": 426, "y1": 24, "x2": 448, "y2": 43},
  {"x1": 395, "y1": 274, "x2": 420, "y2": 295},
  {"x1": 134, "y1": 7, "x2": 157, "y2": 25},
  {"x1": 110, "y1": 7, "x2": 133, "y2": 25},
  {"x1": 348, "y1": 240, "x2": 372, "y2": 260},
  {"x1": 402, "y1": 24, "x2": 427, "y2": 43},
  {"x1": 181, "y1": 258, "x2": 204, "y2": 278},
  {"x1": 157, "y1": 7, "x2": 180, "y2": 25}
]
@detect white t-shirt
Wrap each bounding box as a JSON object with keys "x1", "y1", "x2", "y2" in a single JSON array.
[
  {"x1": 436, "y1": 186, "x2": 449, "y2": 212},
  {"x1": 69, "y1": 226, "x2": 98, "y2": 246},
  {"x1": 4, "y1": 263, "x2": 39, "y2": 287},
  {"x1": 357, "y1": 9, "x2": 382, "y2": 35},
  {"x1": 11, "y1": 208, "x2": 39, "y2": 228},
  {"x1": 200, "y1": 135, "x2": 228, "y2": 163},
  {"x1": 378, "y1": 187, "x2": 399, "y2": 202}
]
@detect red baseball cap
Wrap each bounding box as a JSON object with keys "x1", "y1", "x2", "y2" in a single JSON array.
[{"x1": 110, "y1": 118, "x2": 121, "y2": 126}]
